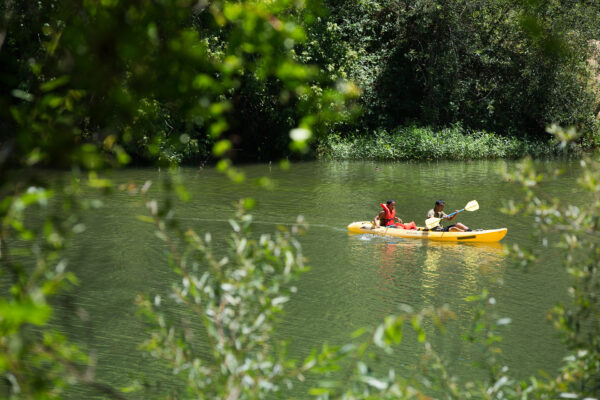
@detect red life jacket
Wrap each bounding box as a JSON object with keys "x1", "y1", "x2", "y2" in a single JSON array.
[
  {"x1": 397, "y1": 221, "x2": 418, "y2": 230},
  {"x1": 380, "y1": 203, "x2": 396, "y2": 226}
]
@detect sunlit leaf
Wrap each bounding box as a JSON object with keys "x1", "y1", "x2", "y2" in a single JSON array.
[
  {"x1": 40, "y1": 76, "x2": 70, "y2": 92},
  {"x1": 213, "y1": 140, "x2": 232, "y2": 156}
]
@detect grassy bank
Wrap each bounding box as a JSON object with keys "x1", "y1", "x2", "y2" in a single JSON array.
[{"x1": 316, "y1": 125, "x2": 578, "y2": 161}]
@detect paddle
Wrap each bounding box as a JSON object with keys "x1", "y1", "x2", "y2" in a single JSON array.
[
  {"x1": 370, "y1": 221, "x2": 391, "y2": 234},
  {"x1": 425, "y1": 200, "x2": 479, "y2": 229}
]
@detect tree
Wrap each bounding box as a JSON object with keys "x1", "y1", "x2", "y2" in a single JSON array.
[
  {"x1": 0, "y1": 0, "x2": 353, "y2": 397},
  {"x1": 302, "y1": 0, "x2": 600, "y2": 140}
]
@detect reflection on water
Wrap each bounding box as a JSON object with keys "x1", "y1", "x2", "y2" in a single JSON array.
[
  {"x1": 373, "y1": 239, "x2": 505, "y2": 306},
  {"x1": 344, "y1": 233, "x2": 509, "y2": 379},
  {"x1": 347, "y1": 235, "x2": 505, "y2": 322},
  {"x1": 420, "y1": 241, "x2": 505, "y2": 305}
]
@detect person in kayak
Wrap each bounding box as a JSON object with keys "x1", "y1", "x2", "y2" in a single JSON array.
[
  {"x1": 427, "y1": 200, "x2": 470, "y2": 232},
  {"x1": 374, "y1": 200, "x2": 403, "y2": 228}
]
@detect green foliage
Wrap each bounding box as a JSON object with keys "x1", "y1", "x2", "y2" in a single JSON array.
[
  {"x1": 501, "y1": 126, "x2": 600, "y2": 397},
  {"x1": 0, "y1": 177, "x2": 131, "y2": 399},
  {"x1": 136, "y1": 200, "x2": 309, "y2": 398},
  {"x1": 318, "y1": 124, "x2": 574, "y2": 161},
  {"x1": 302, "y1": 0, "x2": 600, "y2": 143},
  {"x1": 1, "y1": 0, "x2": 353, "y2": 168},
  {"x1": 1, "y1": 1, "x2": 352, "y2": 397},
  {"x1": 5, "y1": 0, "x2": 598, "y2": 165}
]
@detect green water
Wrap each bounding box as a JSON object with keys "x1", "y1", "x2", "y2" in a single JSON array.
[{"x1": 42, "y1": 160, "x2": 578, "y2": 396}]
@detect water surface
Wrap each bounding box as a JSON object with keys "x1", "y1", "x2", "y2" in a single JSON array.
[{"x1": 39, "y1": 160, "x2": 578, "y2": 395}]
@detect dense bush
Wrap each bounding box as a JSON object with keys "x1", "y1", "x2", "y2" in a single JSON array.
[{"x1": 317, "y1": 125, "x2": 574, "y2": 160}]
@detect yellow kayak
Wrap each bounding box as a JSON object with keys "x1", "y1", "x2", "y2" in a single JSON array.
[{"x1": 347, "y1": 221, "x2": 507, "y2": 243}]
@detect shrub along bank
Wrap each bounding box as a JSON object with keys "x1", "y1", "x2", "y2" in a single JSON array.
[{"x1": 316, "y1": 125, "x2": 577, "y2": 161}]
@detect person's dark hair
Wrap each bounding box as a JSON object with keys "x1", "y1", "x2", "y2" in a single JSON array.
[
  {"x1": 435, "y1": 200, "x2": 445, "y2": 206},
  {"x1": 386, "y1": 199, "x2": 395, "y2": 205}
]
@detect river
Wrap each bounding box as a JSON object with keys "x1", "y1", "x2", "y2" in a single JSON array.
[{"x1": 40, "y1": 159, "x2": 578, "y2": 397}]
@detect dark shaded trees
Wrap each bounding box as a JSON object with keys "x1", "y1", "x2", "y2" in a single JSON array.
[{"x1": 305, "y1": 0, "x2": 600, "y2": 141}]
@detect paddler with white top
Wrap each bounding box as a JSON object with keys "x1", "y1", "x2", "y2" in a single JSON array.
[{"x1": 427, "y1": 200, "x2": 470, "y2": 232}]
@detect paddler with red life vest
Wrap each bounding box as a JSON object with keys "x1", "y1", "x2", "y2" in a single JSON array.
[{"x1": 373, "y1": 199, "x2": 403, "y2": 228}]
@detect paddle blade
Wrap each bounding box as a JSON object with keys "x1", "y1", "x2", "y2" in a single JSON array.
[
  {"x1": 465, "y1": 200, "x2": 479, "y2": 211},
  {"x1": 425, "y1": 217, "x2": 441, "y2": 229}
]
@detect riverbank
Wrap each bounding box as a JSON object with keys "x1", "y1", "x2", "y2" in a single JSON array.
[{"x1": 316, "y1": 125, "x2": 581, "y2": 161}]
